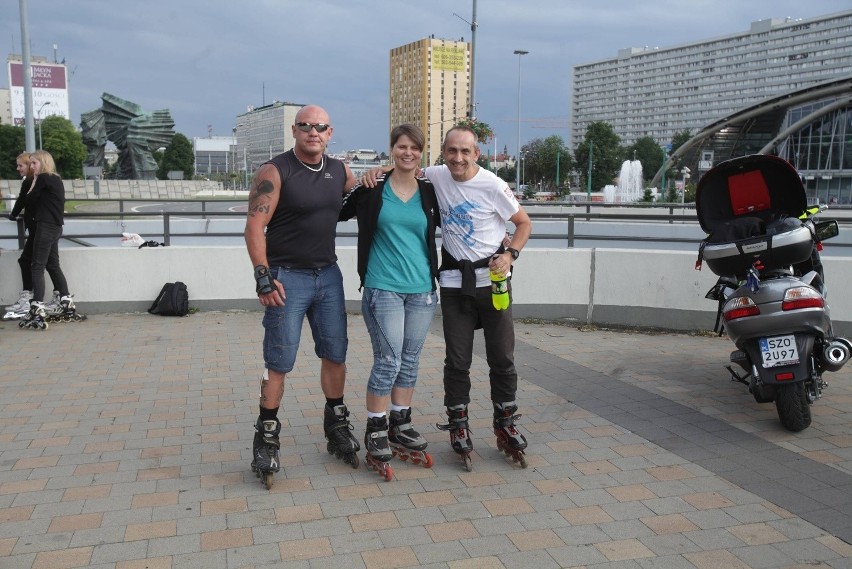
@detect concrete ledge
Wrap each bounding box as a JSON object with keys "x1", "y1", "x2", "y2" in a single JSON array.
[{"x1": 1, "y1": 245, "x2": 849, "y2": 335}]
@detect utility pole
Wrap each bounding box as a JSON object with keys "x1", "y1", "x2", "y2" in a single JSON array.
[
  {"x1": 19, "y1": 0, "x2": 35, "y2": 151},
  {"x1": 454, "y1": 0, "x2": 478, "y2": 120},
  {"x1": 586, "y1": 141, "x2": 593, "y2": 201}
]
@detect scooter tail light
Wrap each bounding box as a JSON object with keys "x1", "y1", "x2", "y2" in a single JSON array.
[
  {"x1": 781, "y1": 286, "x2": 824, "y2": 311},
  {"x1": 775, "y1": 372, "x2": 795, "y2": 381},
  {"x1": 722, "y1": 297, "x2": 760, "y2": 321}
]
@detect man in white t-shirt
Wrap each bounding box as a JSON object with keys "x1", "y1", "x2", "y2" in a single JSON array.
[
  {"x1": 361, "y1": 126, "x2": 532, "y2": 467},
  {"x1": 425, "y1": 127, "x2": 532, "y2": 466}
]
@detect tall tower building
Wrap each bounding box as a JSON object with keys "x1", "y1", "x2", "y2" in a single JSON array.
[{"x1": 389, "y1": 37, "x2": 471, "y2": 166}]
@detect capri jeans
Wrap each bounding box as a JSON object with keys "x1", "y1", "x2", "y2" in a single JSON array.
[{"x1": 361, "y1": 287, "x2": 437, "y2": 397}]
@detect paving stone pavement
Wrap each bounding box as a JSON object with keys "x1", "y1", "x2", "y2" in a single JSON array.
[{"x1": 1, "y1": 311, "x2": 851, "y2": 569}]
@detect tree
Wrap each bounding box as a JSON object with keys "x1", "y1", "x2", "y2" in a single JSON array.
[
  {"x1": 520, "y1": 136, "x2": 574, "y2": 195},
  {"x1": 40, "y1": 116, "x2": 87, "y2": 179},
  {"x1": 157, "y1": 133, "x2": 194, "y2": 180},
  {"x1": 455, "y1": 118, "x2": 494, "y2": 144},
  {"x1": 574, "y1": 121, "x2": 622, "y2": 193},
  {"x1": 0, "y1": 124, "x2": 26, "y2": 179},
  {"x1": 624, "y1": 136, "x2": 663, "y2": 181}
]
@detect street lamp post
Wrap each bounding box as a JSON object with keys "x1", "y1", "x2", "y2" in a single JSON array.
[
  {"x1": 36, "y1": 101, "x2": 51, "y2": 150},
  {"x1": 513, "y1": 49, "x2": 528, "y2": 193}
]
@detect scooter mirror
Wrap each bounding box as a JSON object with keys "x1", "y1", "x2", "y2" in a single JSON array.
[{"x1": 814, "y1": 220, "x2": 839, "y2": 242}]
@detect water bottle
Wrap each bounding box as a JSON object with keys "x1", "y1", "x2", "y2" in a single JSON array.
[{"x1": 490, "y1": 271, "x2": 510, "y2": 310}]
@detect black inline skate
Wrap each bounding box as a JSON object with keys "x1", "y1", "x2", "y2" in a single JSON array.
[
  {"x1": 324, "y1": 404, "x2": 360, "y2": 468},
  {"x1": 45, "y1": 294, "x2": 87, "y2": 323},
  {"x1": 493, "y1": 402, "x2": 528, "y2": 468},
  {"x1": 363, "y1": 415, "x2": 393, "y2": 481},
  {"x1": 389, "y1": 408, "x2": 433, "y2": 468},
  {"x1": 251, "y1": 417, "x2": 281, "y2": 489},
  {"x1": 19, "y1": 301, "x2": 48, "y2": 330},
  {"x1": 436, "y1": 404, "x2": 473, "y2": 471}
]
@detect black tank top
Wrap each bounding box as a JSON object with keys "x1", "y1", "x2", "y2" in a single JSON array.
[{"x1": 265, "y1": 150, "x2": 347, "y2": 268}]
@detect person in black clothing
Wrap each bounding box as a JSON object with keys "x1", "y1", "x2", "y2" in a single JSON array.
[
  {"x1": 20, "y1": 150, "x2": 73, "y2": 329},
  {"x1": 4, "y1": 152, "x2": 37, "y2": 317},
  {"x1": 338, "y1": 124, "x2": 441, "y2": 468}
]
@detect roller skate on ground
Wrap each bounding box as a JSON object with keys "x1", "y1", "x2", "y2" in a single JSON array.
[
  {"x1": 45, "y1": 294, "x2": 87, "y2": 323},
  {"x1": 3, "y1": 290, "x2": 32, "y2": 320},
  {"x1": 363, "y1": 415, "x2": 394, "y2": 481},
  {"x1": 493, "y1": 402, "x2": 528, "y2": 468},
  {"x1": 19, "y1": 301, "x2": 48, "y2": 330},
  {"x1": 324, "y1": 404, "x2": 360, "y2": 468},
  {"x1": 251, "y1": 417, "x2": 281, "y2": 489},
  {"x1": 389, "y1": 408, "x2": 433, "y2": 468},
  {"x1": 436, "y1": 404, "x2": 474, "y2": 471}
]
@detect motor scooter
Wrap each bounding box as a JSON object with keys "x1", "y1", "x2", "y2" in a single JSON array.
[{"x1": 695, "y1": 155, "x2": 850, "y2": 432}]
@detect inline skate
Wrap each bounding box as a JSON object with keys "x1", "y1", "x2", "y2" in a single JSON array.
[
  {"x1": 45, "y1": 294, "x2": 87, "y2": 323},
  {"x1": 324, "y1": 404, "x2": 360, "y2": 468},
  {"x1": 3, "y1": 290, "x2": 32, "y2": 320},
  {"x1": 251, "y1": 417, "x2": 281, "y2": 489},
  {"x1": 493, "y1": 402, "x2": 528, "y2": 468},
  {"x1": 436, "y1": 404, "x2": 473, "y2": 471},
  {"x1": 19, "y1": 301, "x2": 48, "y2": 330},
  {"x1": 389, "y1": 408, "x2": 432, "y2": 468},
  {"x1": 363, "y1": 415, "x2": 393, "y2": 481}
]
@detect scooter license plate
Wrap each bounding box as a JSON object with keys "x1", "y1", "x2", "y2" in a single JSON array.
[{"x1": 759, "y1": 334, "x2": 799, "y2": 368}]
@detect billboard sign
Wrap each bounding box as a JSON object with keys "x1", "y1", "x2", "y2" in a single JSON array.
[
  {"x1": 432, "y1": 46, "x2": 466, "y2": 72},
  {"x1": 7, "y1": 61, "x2": 70, "y2": 126}
]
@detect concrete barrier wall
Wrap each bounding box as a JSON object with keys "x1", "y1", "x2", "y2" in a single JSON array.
[
  {"x1": 2, "y1": 246, "x2": 850, "y2": 335},
  {"x1": 0, "y1": 180, "x2": 222, "y2": 201}
]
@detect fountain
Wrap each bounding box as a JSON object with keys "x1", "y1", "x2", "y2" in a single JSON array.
[{"x1": 614, "y1": 160, "x2": 644, "y2": 202}]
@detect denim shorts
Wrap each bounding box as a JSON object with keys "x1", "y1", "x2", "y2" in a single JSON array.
[
  {"x1": 361, "y1": 287, "x2": 437, "y2": 396},
  {"x1": 262, "y1": 264, "x2": 348, "y2": 373}
]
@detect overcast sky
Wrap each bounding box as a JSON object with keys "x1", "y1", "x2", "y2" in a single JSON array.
[{"x1": 5, "y1": 1, "x2": 850, "y2": 154}]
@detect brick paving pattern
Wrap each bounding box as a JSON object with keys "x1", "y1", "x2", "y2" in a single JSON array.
[{"x1": 1, "y1": 311, "x2": 850, "y2": 568}]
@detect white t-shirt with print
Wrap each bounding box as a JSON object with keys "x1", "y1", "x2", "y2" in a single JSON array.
[{"x1": 424, "y1": 165, "x2": 520, "y2": 289}]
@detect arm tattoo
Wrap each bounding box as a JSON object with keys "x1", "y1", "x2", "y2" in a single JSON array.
[{"x1": 247, "y1": 180, "x2": 275, "y2": 217}]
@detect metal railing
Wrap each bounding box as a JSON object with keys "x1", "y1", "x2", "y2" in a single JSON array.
[{"x1": 3, "y1": 199, "x2": 851, "y2": 250}]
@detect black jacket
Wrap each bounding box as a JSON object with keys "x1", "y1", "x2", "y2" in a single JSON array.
[
  {"x1": 339, "y1": 172, "x2": 441, "y2": 290},
  {"x1": 10, "y1": 177, "x2": 36, "y2": 231},
  {"x1": 25, "y1": 173, "x2": 65, "y2": 226}
]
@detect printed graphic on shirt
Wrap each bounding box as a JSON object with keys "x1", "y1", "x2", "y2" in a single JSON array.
[{"x1": 441, "y1": 200, "x2": 479, "y2": 247}]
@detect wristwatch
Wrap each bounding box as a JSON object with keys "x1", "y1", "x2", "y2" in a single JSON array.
[{"x1": 506, "y1": 247, "x2": 520, "y2": 260}]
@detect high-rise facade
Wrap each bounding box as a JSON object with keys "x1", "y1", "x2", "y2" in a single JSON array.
[
  {"x1": 234, "y1": 101, "x2": 303, "y2": 178},
  {"x1": 571, "y1": 11, "x2": 852, "y2": 150},
  {"x1": 389, "y1": 37, "x2": 471, "y2": 165}
]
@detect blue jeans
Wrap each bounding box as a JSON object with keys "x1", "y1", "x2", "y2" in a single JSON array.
[
  {"x1": 262, "y1": 264, "x2": 348, "y2": 374},
  {"x1": 361, "y1": 287, "x2": 437, "y2": 397}
]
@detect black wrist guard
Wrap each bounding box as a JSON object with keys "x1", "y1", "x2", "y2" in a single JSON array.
[{"x1": 254, "y1": 265, "x2": 275, "y2": 295}]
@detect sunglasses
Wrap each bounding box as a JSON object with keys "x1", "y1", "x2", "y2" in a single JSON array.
[{"x1": 295, "y1": 122, "x2": 331, "y2": 133}]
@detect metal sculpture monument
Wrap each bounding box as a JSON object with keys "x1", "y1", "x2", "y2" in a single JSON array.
[{"x1": 81, "y1": 93, "x2": 175, "y2": 179}]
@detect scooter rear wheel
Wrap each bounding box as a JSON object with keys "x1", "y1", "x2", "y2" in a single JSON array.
[{"x1": 775, "y1": 382, "x2": 812, "y2": 432}]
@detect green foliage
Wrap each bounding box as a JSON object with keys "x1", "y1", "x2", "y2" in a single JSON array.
[
  {"x1": 0, "y1": 124, "x2": 26, "y2": 179},
  {"x1": 455, "y1": 118, "x2": 494, "y2": 143},
  {"x1": 520, "y1": 135, "x2": 573, "y2": 195},
  {"x1": 640, "y1": 188, "x2": 654, "y2": 203},
  {"x1": 41, "y1": 116, "x2": 87, "y2": 179},
  {"x1": 496, "y1": 165, "x2": 516, "y2": 183},
  {"x1": 574, "y1": 122, "x2": 622, "y2": 192},
  {"x1": 157, "y1": 133, "x2": 194, "y2": 180},
  {"x1": 683, "y1": 182, "x2": 697, "y2": 203},
  {"x1": 624, "y1": 136, "x2": 664, "y2": 181},
  {"x1": 670, "y1": 129, "x2": 692, "y2": 155},
  {"x1": 666, "y1": 185, "x2": 679, "y2": 203}
]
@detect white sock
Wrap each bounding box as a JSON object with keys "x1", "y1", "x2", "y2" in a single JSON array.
[
  {"x1": 367, "y1": 411, "x2": 386, "y2": 419},
  {"x1": 389, "y1": 404, "x2": 409, "y2": 413}
]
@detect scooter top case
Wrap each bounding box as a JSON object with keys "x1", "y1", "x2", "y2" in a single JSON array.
[{"x1": 696, "y1": 155, "x2": 813, "y2": 278}]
